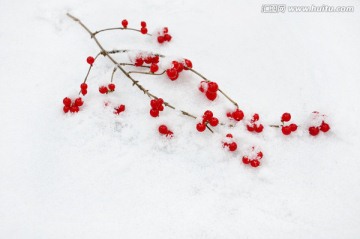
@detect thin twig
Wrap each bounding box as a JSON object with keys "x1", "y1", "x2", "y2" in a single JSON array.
[
  {"x1": 128, "y1": 70, "x2": 166, "y2": 76},
  {"x1": 93, "y1": 27, "x2": 152, "y2": 37}
]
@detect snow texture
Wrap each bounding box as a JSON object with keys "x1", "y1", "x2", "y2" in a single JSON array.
[{"x1": 1, "y1": 0, "x2": 360, "y2": 238}]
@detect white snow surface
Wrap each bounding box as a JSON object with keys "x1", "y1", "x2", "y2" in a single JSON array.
[{"x1": 1, "y1": 0, "x2": 360, "y2": 238}]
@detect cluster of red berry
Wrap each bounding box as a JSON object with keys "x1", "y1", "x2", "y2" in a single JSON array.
[
  {"x1": 158, "y1": 124, "x2": 174, "y2": 137},
  {"x1": 308, "y1": 112, "x2": 330, "y2": 136},
  {"x1": 196, "y1": 110, "x2": 219, "y2": 132},
  {"x1": 114, "y1": 104, "x2": 125, "y2": 115},
  {"x1": 150, "y1": 98, "x2": 164, "y2": 117},
  {"x1": 134, "y1": 54, "x2": 160, "y2": 67},
  {"x1": 222, "y1": 133, "x2": 238, "y2": 152},
  {"x1": 157, "y1": 27, "x2": 172, "y2": 44},
  {"x1": 166, "y1": 59, "x2": 192, "y2": 81},
  {"x1": 242, "y1": 147, "x2": 263, "y2": 168},
  {"x1": 80, "y1": 83, "x2": 88, "y2": 96},
  {"x1": 227, "y1": 109, "x2": 245, "y2": 121},
  {"x1": 140, "y1": 21, "x2": 148, "y2": 34},
  {"x1": 99, "y1": 83, "x2": 116, "y2": 94},
  {"x1": 246, "y1": 114, "x2": 264, "y2": 133},
  {"x1": 280, "y1": 113, "x2": 298, "y2": 135},
  {"x1": 62, "y1": 97, "x2": 84, "y2": 113},
  {"x1": 199, "y1": 81, "x2": 218, "y2": 101}
]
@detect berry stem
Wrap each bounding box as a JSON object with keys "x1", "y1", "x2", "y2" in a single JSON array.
[
  {"x1": 110, "y1": 66, "x2": 117, "y2": 83},
  {"x1": 92, "y1": 27, "x2": 152, "y2": 37},
  {"x1": 67, "y1": 13, "x2": 204, "y2": 130},
  {"x1": 128, "y1": 70, "x2": 166, "y2": 76}
]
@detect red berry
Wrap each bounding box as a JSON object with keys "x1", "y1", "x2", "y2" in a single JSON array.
[
  {"x1": 203, "y1": 110, "x2": 213, "y2": 120},
  {"x1": 158, "y1": 105, "x2": 164, "y2": 111},
  {"x1": 226, "y1": 112, "x2": 232, "y2": 118},
  {"x1": 166, "y1": 131, "x2": 174, "y2": 138},
  {"x1": 141, "y1": 21, "x2": 146, "y2": 27},
  {"x1": 150, "y1": 64, "x2": 159, "y2": 73},
  {"x1": 150, "y1": 109, "x2": 159, "y2": 117},
  {"x1": 199, "y1": 81, "x2": 206, "y2": 93},
  {"x1": 232, "y1": 109, "x2": 244, "y2": 121},
  {"x1": 309, "y1": 126, "x2": 320, "y2": 136},
  {"x1": 184, "y1": 59, "x2": 192, "y2": 68},
  {"x1": 135, "y1": 58, "x2": 144, "y2": 66},
  {"x1": 207, "y1": 82, "x2": 218, "y2": 92},
  {"x1": 172, "y1": 61, "x2": 184, "y2": 72},
  {"x1": 80, "y1": 83, "x2": 88, "y2": 90},
  {"x1": 86, "y1": 56, "x2": 95, "y2": 65},
  {"x1": 63, "y1": 106, "x2": 70, "y2": 113},
  {"x1": 166, "y1": 68, "x2": 178, "y2": 80},
  {"x1": 281, "y1": 112, "x2": 291, "y2": 122},
  {"x1": 226, "y1": 133, "x2": 233, "y2": 138},
  {"x1": 164, "y1": 33, "x2": 172, "y2": 41},
  {"x1": 320, "y1": 122, "x2": 330, "y2": 132},
  {"x1": 196, "y1": 123, "x2": 206, "y2": 132},
  {"x1": 247, "y1": 125, "x2": 254, "y2": 132},
  {"x1": 205, "y1": 91, "x2": 217, "y2": 101},
  {"x1": 209, "y1": 117, "x2": 219, "y2": 127},
  {"x1": 114, "y1": 104, "x2": 126, "y2": 114},
  {"x1": 140, "y1": 27, "x2": 148, "y2": 34},
  {"x1": 159, "y1": 125, "x2": 168, "y2": 134},
  {"x1": 74, "y1": 97, "x2": 83, "y2": 107},
  {"x1": 157, "y1": 36, "x2": 165, "y2": 43},
  {"x1": 81, "y1": 89, "x2": 87, "y2": 96},
  {"x1": 229, "y1": 142, "x2": 237, "y2": 152},
  {"x1": 157, "y1": 98, "x2": 164, "y2": 105},
  {"x1": 254, "y1": 124, "x2": 264, "y2": 133},
  {"x1": 281, "y1": 126, "x2": 291, "y2": 135},
  {"x1": 122, "y1": 19, "x2": 128, "y2": 28},
  {"x1": 70, "y1": 105, "x2": 79, "y2": 113},
  {"x1": 144, "y1": 57, "x2": 152, "y2": 64},
  {"x1": 252, "y1": 114, "x2": 260, "y2": 122},
  {"x1": 99, "y1": 86, "x2": 108, "y2": 94},
  {"x1": 251, "y1": 160, "x2": 260, "y2": 168},
  {"x1": 163, "y1": 27, "x2": 168, "y2": 33},
  {"x1": 242, "y1": 157, "x2": 250, "y2": 164},
  {"x1": 257, "y1": 151, "x2": 263, "y2": 159},
  {"x1": 108, "y1": 83, "x2": 115, "y2": 91},
  {"x1": 63, "y1": 97, "x2": 71, "y2": 107},
  {"x1": 289, "y1": 123, "x2": 298, "y2": 132},
  {"x1": 150, "y1": 99, "x2": 160, "y2": 109},
  {"x1": 152, "y1": 55, "x2": 160, "y2": 64}
]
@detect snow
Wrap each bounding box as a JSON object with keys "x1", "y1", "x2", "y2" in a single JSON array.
[{"x1": 1, "y1": 0, "x2": 360, "y2": 238}]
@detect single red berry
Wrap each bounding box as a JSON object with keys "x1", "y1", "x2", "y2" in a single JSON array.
[
  {"x1": 63, "y1": 97, "x2": 71, "y2": 107},
  {"x1": 163, "y1": 27, "x2": 168, "y2": 33},
  {"x1": 150, "y1": 64, "x2": 159, "y2": 73},
  {"x1": 150, "y1": 99, "x2": 160, "y2": 109},
  {"x1": 86, "y1": 56, "x2": 95, "y2": 65},
  {"x1": 309, "y1": 126, "x2": 320, "y2": 136},
  {"x1": 199, "y1": 81, "x2": 206, "y2": 93},
  {"x1": 141, "y1": 21, "x2": 146, "y2": 27},
  {"x1": 81, "y1": 89, "x2": 87, "y2": 96},
  {"x1": 281, "y1": 112, "x2": 291, "y2": 122},
  {"x1": 150, "y1": 109, "x2": 159, "y2": 117},
  {"x1": 203, "y1": 110, "x2": 213, "y2": 121},
  {"x1": 232, "y1": 109, "x2": 244, "y2": 121},
  {"x1": 164, "y1": 33, "x2": 172, "y2": 41},
  {"x1": 122, "y1": 19, "x2": 128, "y2": 28},
  {"x1": 114, "y1": 104, "x2": 125, "y2": 114},
  {"x1": 226, "y1": 133, "x2": 233, "y2": 138},
  {"x1": 257, "y1": 151, "x2": 263, "y2": 159},
  {"x1": 108, "y1": 83, "x2": 115, "y2": 91},
  {"x1": 80, "y1": 83, "x2": 88, "y2": 90},
  {"x1": 99, "y1": 86, "x2": 108, "y2": 94},
  {"x1": 242, "y1": 157, "x2": 250, "y2": 164},
  {"x1": 157, "y1": 35, "x2": 165, "y2": 43},
  {"x1": 159, "y1": 125, "x2": 168, "y2": 134},
  {"x1": 320, "y1": 122, "x2": 330, "y2": 132},
  {"x1": 144, "y1": 57, "x2": 152, "y2": 64},
  {"x1": 226, "y1": 112, "x2": 232, "y2": 118},
  {"x1": 158, "y1": 104, "x2": 164, "y2": 111},
  {"x1": 140, "y1": 27, "x2": 148, "y2": 34},
  {"x1": 152, "y1": 55, "x2": 159, "y2": 64},
  {"x1": 74, "y1": 97, "x2": 83, "y2": 107},
  {"x1": 166, "y1": 68, "x2": 178, "y2": 80},
  {"x1": 63, "y1": 106, "x2": 70, "y2": 113},
  {"x1": 252, "y1": 114, "x2": 260, "y2": 122},
  {"x1": 205, "y1": 91, "x2": 217, "y2": 101},
  {"x1": 157, "y1": 98, "x2": 164, "y2": 105},
  {"x1": 247, "y1": 125, "x2": 254, "y2": 132},
  {"x1": 196, "y1": 123, "x2": 206, "y2": 132},
  {"x1": 281, "y1": 126, "x2": 291, "y2": 135},
  {"x1": 229, "y1": 142, "x2": 237, "y2": 152},
  {"x1": 254, "y1": 124, "x2": 264, "y2": 133},
  {"x1": 209, "y1": 117, "x2": 219, "y2": 127},
  {"x1": 251, "y1": 160, "x2": 260, "y2": 168},
  {"x1": 135, "y1": 58, "x2": 144, "y2": 66},
  {"x1": 207, "y1": 82, "x2": 218, "y2": 92},
  {"x1": 70, "y1": 105, "x2": 79, "y2": 113},
  {"x1": 289, "y1": 123, "x2": 298, "y2": 132},
  {"x1": 184, "y1": 59, "x2": 192, "y2": 68}
]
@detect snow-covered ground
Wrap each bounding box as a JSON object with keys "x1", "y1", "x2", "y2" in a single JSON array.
[{"x1": 1, "y1": 0, "x2": 360, "y2": 238}]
